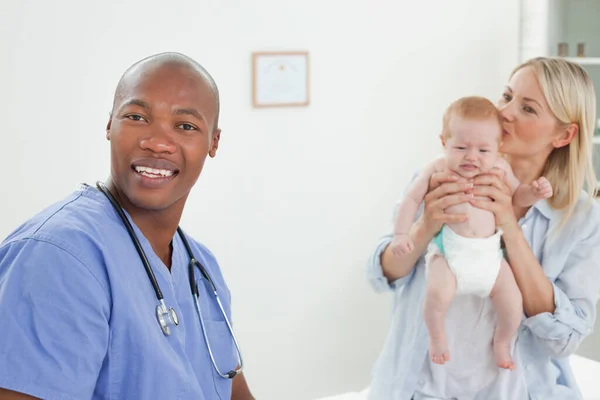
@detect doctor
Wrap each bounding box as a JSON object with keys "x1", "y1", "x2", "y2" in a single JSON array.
[{"x1": 0, "y1": 52, "x2": 254, "y2": 400}]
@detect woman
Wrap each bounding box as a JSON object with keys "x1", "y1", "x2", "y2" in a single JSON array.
[{"x1": 367, "y1": 57, "x2": 600, "y2": 400}]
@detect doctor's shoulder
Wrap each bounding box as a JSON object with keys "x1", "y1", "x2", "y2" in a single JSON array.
[
  {"x1": 0, "y1": 188, "x2": 111, "y2": 293},
  {"x1": 0, "y1": 189, "x2": 112, "y2": 400}
]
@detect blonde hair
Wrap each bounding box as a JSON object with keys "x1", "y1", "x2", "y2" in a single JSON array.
[
  {"x1": 512, "y1": 57, "x2": 597, "y2": 228},
  {"x1": 442, "y1": 96, "x2": 503, "y2": 141}
]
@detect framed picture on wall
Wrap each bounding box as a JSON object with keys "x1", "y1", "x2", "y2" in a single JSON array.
[{"x1": 252, "y1": 51, "x2": 310, "y2": 108}]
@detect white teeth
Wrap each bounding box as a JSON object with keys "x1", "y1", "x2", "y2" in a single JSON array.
[{"x1": 134, "y1": 166, "x2": 174, "y2": 177}]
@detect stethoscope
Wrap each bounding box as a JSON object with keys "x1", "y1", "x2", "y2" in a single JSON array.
[{"x1": 96, "y1": 182, "x2": 244, "y2": 379}]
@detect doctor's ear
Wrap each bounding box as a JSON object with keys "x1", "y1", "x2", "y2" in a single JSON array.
[
  {"x1": 106, "y1": 116, "x2": 112, "y2": 141},
  {"x1": 208, "y1": 129, "x2": 221, "y2": 158}
]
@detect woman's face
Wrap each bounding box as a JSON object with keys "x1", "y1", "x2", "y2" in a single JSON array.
[{"x1": 497, "y1": 66, "x2": 563, "y2": 159}]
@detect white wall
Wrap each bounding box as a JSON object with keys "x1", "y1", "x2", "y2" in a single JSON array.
[{"x1": 0, "y1": 1, "x2": 520, "y2": 399}]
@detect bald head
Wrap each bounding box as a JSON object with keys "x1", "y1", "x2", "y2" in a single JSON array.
[{"x1": 111, "y1": 52, "x2": 220, "y2": 130}]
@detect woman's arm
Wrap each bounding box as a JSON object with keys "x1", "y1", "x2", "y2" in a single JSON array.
[
  {"x1": 470, "y1": 171, "x2": 554, "y2": 316},
  {"x1": 379, "y1": 173, "x2": 473, "y2": 283},
  {"x1": 470, "y1": 170, "x2": 600, "y2": 357},
  {"x1": 501, "y1": 229, "x2": 555, "y2": 316},
  {"x1": 382, "y1": 219, "x2": 431, "y2": 281}
]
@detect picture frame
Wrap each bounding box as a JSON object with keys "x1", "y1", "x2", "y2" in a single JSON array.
[{"x1": 251, "y1": 51, "x2": 310, "y2": 108}]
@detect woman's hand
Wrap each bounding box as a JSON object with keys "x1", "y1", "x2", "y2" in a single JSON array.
[
  {"x1": 418, "y1": 171, "x2": 473, "y2": 238},
  {"x1": 381, "y1": 171, "x2": 472, "y2": 281},
  {"x1": 469, "y1": 168, "x2": 520, "y2": 237}
]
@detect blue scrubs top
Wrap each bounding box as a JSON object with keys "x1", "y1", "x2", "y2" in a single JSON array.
[{"x1": 0, "y1": 184, "x2": 236, "y2": 400}]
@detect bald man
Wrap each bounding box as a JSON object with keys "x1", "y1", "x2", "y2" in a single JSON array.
[{"x1": 0, "y1": 53, "x2": 254, "y2": 400}]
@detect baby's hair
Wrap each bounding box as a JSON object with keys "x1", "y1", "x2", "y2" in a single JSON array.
[{"x1": 441, "y1": 96, "x2": 503, "y2": 141}]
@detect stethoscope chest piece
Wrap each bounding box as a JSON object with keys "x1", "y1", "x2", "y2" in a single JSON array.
[
  {"x1": 156, "y1": 299, "x2": 179, "y2": 336},
  {"x1": 95, "y1": 182, "x2": 243, "y2": 377}
]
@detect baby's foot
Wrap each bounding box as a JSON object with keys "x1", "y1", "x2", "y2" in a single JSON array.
[
  {"x1": 493, "y1": 341, "x2": 515, "y2": 370},
  {"x1": 429, "y1": 337, "x2": 450, "y2": 365}
]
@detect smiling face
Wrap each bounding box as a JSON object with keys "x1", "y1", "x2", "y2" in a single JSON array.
[
  {"x1": 443, "y1": 116, "x2": 502, "y2": 179},
  {"x1": 106, "y1": 61, "x2": 220, "y2": 212}
]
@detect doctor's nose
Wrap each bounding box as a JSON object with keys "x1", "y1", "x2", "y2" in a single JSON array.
[{"x1": 139, "y1": 128, "x2": 177, "y2": 154}]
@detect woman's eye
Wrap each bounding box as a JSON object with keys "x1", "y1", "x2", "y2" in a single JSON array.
[
  {"x1": 502, "y1": 93, "x2": 511, "y2": 101},
  {"x1": 177, "y1": 123, "x2": 197, "y2": 131},
  {"x1": 523, "y1": 106, "x2": 536, "y2": 114}
]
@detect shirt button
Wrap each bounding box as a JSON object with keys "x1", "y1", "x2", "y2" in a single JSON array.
[
  {"x1": 522, "y1": 224, "x2": 527, "y2": 230},
  {"x1": 526, "y1": 364, "x2": 532, "y2": 371}
]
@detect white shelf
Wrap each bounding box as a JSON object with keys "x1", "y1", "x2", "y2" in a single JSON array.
[
  {"x1": 562, "y1": 57, "x2": 600, "y2": 66},
  {"x1": 593, "y1": 136, "x2": 600, "y2": 144}
]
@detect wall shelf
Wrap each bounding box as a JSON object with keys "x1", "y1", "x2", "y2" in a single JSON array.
[{"x1": 562, "y1": 57, "x2": 600, "y2": 66}]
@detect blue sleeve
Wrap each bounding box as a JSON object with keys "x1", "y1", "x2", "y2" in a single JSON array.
[
  {"x1": 0, "y1": 238, "x2": 111, "y2": 400},
  {"x1": 366, "y1": 171, "x2": 423, "y2": 292},
  {"x1": 522, "y1": 218, "x2": 600, "y2": 357}
]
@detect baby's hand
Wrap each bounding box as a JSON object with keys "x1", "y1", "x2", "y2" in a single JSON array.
[
  {"x1": 532, "y1": 176, "x2": 553, "y2": 199},
  {"x1": 391, "y1": 233, "x2": 414, "y2": 256}
]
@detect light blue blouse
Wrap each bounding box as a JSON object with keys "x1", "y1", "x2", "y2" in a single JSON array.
[{"x1": 366, "y1": 189, "x2": 600, "y2": 400}]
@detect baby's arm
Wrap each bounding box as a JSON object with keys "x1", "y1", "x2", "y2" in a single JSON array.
[
  {"x1": 513, "y1": 177, "x2": 553, "y2": 207},
  {"x1": 391, "y1": 158, "x2": 442, "y2": 256},
  {"x1": 495, "y1": 158, "x2": 553, "y2": 207}
]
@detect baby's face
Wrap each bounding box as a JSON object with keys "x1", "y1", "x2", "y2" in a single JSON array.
[{"x1": 443, "y1": 117, "x2": 501, "y2": 179}]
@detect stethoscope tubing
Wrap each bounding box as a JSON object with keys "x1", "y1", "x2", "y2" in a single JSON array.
[{"x1": 96, "y1": 181, "x2": 244, "y2": 379}]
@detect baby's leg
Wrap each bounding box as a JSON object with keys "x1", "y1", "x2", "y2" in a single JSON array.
[
  {"x1": 424, "y1": 255, "x2": 457, "y2": 365},
  {"x1": 489, "y1": 259, "x2": 523, "y2": 370}
]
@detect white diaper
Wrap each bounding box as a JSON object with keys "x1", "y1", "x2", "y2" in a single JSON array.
[{"x1": 425, "y1": 225, "x2": 504, "y2": 297}]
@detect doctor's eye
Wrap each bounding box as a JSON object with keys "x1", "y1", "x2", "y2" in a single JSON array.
[
  {"x1": 176, "y1": 123, "x2": 198, "y2": 131},
  {"x1": 126, "y1": 114, "x2": 147, "y2": 122}
]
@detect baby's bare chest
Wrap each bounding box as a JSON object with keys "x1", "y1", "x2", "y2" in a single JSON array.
[{"x1": 445, "y1": 202, "x2": 496, "y2": 237}]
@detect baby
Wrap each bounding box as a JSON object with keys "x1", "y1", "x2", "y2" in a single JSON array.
[{"x1": 390, "y1": 96, "x2": 552, "y2": 370}]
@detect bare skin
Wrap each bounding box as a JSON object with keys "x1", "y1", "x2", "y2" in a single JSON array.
[{"x1": 391, "y1": 116, "x2": 551, "y2": 368}]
